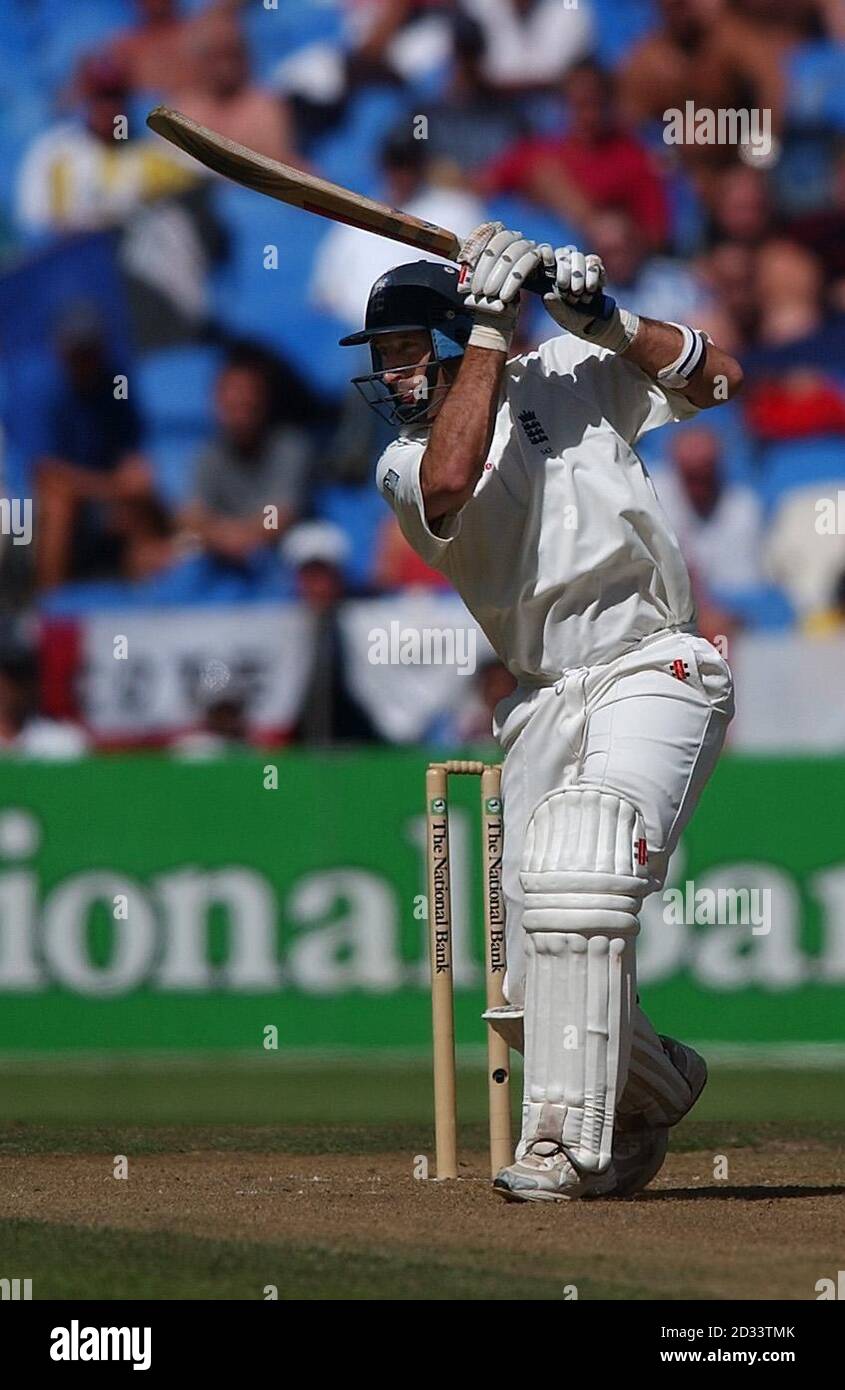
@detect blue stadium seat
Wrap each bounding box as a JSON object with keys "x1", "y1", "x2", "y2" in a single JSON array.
[
  {"x1": 710, "y1": 584, "x2": 795, "y2": 631},
  {"x1": 41, "y1": 551, "x2": 296, "y2": 614},
  {"x1": 758, "y1": 436, "x2": 845, "y2": 511},
  {"x1": 313, "y1": 482, "x2": 386, "y2": 589},
  {"x1": 135, "y1": 345, "x2": 221, "y2": 438},
  {"x1": 133, "y1": 346, "x2": 221, "y2": 507},
  {"x1": 243, "y1": 0, "x2": 346, "y2": 83},
  {"x1": 33, "y1": 0, "x2": 134, "y2": 90},
  {"x1": 208, "y1": 182, "x2": 350, "y2": 393},
  {"x1": 310, "y1": 88, "x2": 408, "y2": 193},
  {"x1": 787, "y1": 41, "x2": 845, "y2": 130},
  {"x1": 591, "y1": 0, "x2": 658, "y2": 67},
  {"x1": 148, "y1": 433, "x2": 210, "y2": 511}
]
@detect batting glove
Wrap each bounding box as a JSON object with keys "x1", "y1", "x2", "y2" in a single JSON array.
[
  {"x1": 538, "y1": 244, "x2": 639, "y2": 354},
  {"x1": 457, "y1": 221, "x2": 542, "y2": 353}
]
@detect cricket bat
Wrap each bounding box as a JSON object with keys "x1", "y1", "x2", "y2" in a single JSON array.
[{"x1": 146, "y1": 106, "x2": 615, "y2": 314}]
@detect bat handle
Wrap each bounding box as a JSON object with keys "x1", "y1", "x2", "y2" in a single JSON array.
[{"x1": 522, "y1": 261, "x2": 616, "y2": 320}]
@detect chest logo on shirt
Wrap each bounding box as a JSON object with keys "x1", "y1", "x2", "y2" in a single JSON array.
[{"x1": 517, "y1": 410, "x2": 554, "y2": 456}]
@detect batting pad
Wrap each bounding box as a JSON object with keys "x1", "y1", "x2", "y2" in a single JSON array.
[{"x1": 519, "y1": 787, "x2": 650, "y2": 1171}]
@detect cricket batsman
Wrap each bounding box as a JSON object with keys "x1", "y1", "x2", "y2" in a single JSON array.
[{"x1": 340, "y1": 224, "x2": 740, "y2": 1201}]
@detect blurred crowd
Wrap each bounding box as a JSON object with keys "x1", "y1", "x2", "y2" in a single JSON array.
[{"x1": 2, "y1": 0, "x2": 845, "y2": 752}]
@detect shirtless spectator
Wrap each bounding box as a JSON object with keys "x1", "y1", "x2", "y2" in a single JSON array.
[
  {"x1": 172, "y1": 13, "x2": 300, "y2": 165},
  {"x1": 619, "y1": 0, "x2": 812, "y2": 195},
  {"x1": 108, "y1": 0, "x2": 209, "y2": 98}
]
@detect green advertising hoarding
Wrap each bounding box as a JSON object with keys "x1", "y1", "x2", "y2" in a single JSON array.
[{"x1": 0, "y1": 753, "x2": 842, "y2": 1051}]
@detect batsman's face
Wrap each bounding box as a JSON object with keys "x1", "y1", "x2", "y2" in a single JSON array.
[{"x1": 376, "y1": 330, "x2": 434, "y2": 408}]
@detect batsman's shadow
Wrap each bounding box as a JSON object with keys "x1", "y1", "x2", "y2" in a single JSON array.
[{"x1": 632, "y1": 1183, "x2": 845, "y2": 1201}]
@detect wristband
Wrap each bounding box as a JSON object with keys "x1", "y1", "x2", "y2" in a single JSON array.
[
  {"x1": 467, "y1": 313, "x2": 514, "y2": 354},
  {"x1": 656, "y1": 323, "x2": 709, "y2": 391}
]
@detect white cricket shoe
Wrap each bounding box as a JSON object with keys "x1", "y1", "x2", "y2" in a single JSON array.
[{"x1": 493, "y1": 1142, "x2": 618, "y2": 1203}]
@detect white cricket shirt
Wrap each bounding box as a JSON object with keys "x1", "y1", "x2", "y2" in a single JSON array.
[{"x1": 375, "y1": 332, "x2": 700, "y2": 684}]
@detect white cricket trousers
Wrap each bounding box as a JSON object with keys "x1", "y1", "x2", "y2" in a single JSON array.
[{"x1": 494, "y1": 627, "x2": 734, "y2": 1009}]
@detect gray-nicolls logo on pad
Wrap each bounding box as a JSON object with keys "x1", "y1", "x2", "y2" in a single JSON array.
[{"x1": 50, "y1": 1320, "x2": 151, "y2": 1371}]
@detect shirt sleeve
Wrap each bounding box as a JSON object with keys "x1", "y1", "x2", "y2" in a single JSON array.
[
  {"x1": 609, "y1": 352, "x2": 702, "y2": 441},
  {"x1": 541, "y1": 334, "x2": 701, "y2": 444},
  {"x1": 375, "y1": 433, "x2": 462, "y2": 567}
]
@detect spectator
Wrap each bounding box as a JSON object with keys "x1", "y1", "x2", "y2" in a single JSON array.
[
  {"x1": 107, "y1": 0, "x2": 213, "y2": 98},
  {"x1": 16, "y1": 54, "x2": 195, "y2": 235},
  {"x1": 450, "y1": 656, "x2": 517, "y2": 745},
  {"x1": 418, "y1": 13, "x2": 528, "y2": 175},
  {"x1": 0, "y1": 650, "x2": 88, "y2": 758},
  {"x1": 619, "y1": 0, "x2": 796, "y2": 194},
  {"x1": 459, "y1": 0, "x2": 593, "y2": 96},
  {"x1": 706, "y1": 166, "x2": 775, "y2": 250},
  {"x1": 741, "y1": 241, "x2": 845, "y2": 442},
  {"x1": 787, "y1": 142, "x2": 845, "y2": 311},
  {"x1": 478, "y1": 59, "x2": 670, "y2": 249},
  {"x1": 587, "y1": 210, "x2": 733, "y2": 343},
  {"x1": 172, "y1": 13, "x2": 301, "y2": 165},
  {"x1": 754, "y1": 239, "x2": 824, "y2": 346},
  {"x1": 181, "y1": 348, "x2": 311, "y2": 567},
  {"x1": 373, "y1": 513, "x2": 452, "y2": 590},
  {"x1": 697, "y1": 242, "x2": 759, "y2": 350},
  {"x1": 310, "y1": 129, "x2": 483, "y2": 327},
  {"x1": 345, "y1": 0, "x2": 457, "y2": 88},
  {"x1": 37, "y1": 307, "x2": 158, "y2": 591},
  {"x1": 655, "y1": 428, "x2": 764, "y2": 599},
  {"x1": 111, "y1": 494, "x2": 180, "y2": 582},
  {"x1": 283, "y1": 522, "x2": 379, "y2": 745},
  {"x1": 172, "y1": 683, "x2": 251, "y2": 757}
]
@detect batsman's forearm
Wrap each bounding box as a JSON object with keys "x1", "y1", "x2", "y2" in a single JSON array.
[
  {"x1": 622, "y1": 317, "x2": 744, "y2": 407},
  {"x1": 421, "y1": 346, "x2": 505, "y2": 521}
]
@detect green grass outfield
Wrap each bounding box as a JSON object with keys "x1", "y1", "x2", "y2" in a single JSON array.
[
  {"x1": 1, "y1": 1049, "x2": 845, "y2": 1119},
  {"x1": 1, "y1": 1051, "x2": 844, "y2": 1147},
  {"x1": 1, "y1": 1056, "x2": 843, "y2": 1300}
]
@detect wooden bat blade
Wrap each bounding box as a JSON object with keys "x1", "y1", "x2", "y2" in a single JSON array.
[{"x1": 146, "y1": 105, "x2": 460, "y2": 260}]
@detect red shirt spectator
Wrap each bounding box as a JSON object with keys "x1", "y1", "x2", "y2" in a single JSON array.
[{"x1": 477, "y1": 61, "x2": 669, "y2": 249}]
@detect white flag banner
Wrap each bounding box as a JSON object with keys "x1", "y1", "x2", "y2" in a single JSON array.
[
  {"x1": 78, "y1": 604, "x2": 316, "y2": 737},
  {"x1": 339, "y1": 594, "x2": 495, "y2": 743},
  {"x1": 729, "y1": 633, "x2": 845, "y2": 750}
]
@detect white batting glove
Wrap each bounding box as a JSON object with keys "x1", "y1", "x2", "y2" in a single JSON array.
[
  {"x1": 538, "y1": 244, "x2": 639, "y2": 353},
  {"x1": 457, "y1": 221, "x2": 542, "y2": 352}
]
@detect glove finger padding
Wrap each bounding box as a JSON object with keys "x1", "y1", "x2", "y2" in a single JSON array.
[
  {"x1": 541, "y1": 242, "x2": 636, "y2": 353},
  {"x1": 472, "y1": 233, "x2": 537, "y2": 301},
  {"x1": 567, "y1": 248, "x2": 587, "y2": 295},
  {"x1": 496, "y1": 244, "x2": 544, "y2": 303},
  {"x1": 585, "y1": 254, "x2": 604, "y2": 296},
  {"x1": 549, "y1": 246, "x2": 605, "y2": 302}
]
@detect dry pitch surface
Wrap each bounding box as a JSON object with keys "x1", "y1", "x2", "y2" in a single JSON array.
[{"x1": 0, "y1": 1061, "x2": 842, "y2": 1300}]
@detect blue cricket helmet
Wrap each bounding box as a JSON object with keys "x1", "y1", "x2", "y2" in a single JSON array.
[{"x1": 339, "y1": 261, "x2": 473, "y2": 426}]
